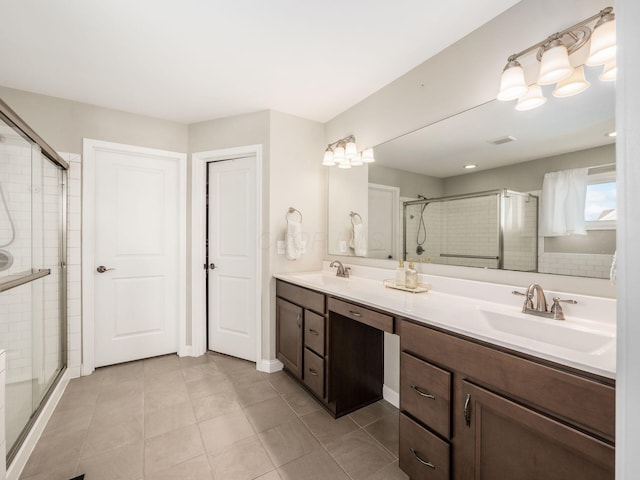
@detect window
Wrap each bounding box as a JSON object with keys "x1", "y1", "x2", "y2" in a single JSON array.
[{"x1": 585, "y1": 171, "x2": 616, "y2": 230}]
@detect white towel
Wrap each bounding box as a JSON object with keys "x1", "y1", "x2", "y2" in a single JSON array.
[
  {"x1": 286, "y1": 219, "x2": 303, "y2": 260},
  {"x1": 349, "y1": 223, "x2": 367, "y2": 257}
]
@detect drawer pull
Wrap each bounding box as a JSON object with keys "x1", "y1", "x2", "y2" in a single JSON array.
[
  {"x1": 309, "y1": 329, "x2": 319, "y2": 336},
  {"x1": 349, "y1": 310, "x2": 363, "y2": 317},
  {"x1": 464, "y1": 393, "x2": 472, "y2": 427},
  {"x1": 410, "y1": 448, "x2": 435, "y2": 469},
  {"x1": 411, "y1": 384, "x2": 436, "y2": 400},
  {"x1": 296, "y1": 313, "x2": 301, "y2": 328},
  {"x1": 308, "y1": 368, "x2": 319, "y2": 376}
]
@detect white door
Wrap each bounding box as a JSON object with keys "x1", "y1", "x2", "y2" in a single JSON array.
[
  {"x1": 207, "y1": 156, "x2": 257, "y2": 361},
  {"x1": 92, "y1": 145, "x2": 184, "y2": 367},
  {"x1": 368, "y1": 183, "x2": 400, "y2": 260}
]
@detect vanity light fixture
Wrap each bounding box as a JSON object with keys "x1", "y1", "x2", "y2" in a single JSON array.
[
  {"x1": 322, "y1": 135, "x2": 375, "y2": 168},
  {"x1": 497, "y1": 7, "x2": 616, "y2": 111}
]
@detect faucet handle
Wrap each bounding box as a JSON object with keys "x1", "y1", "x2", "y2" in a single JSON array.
[
  {"x1": 512, "y1": 290, "x2": 533, "y2": 309},
  {"x1": 550, "y1": 297, "x2": 577, "y2": 320}
]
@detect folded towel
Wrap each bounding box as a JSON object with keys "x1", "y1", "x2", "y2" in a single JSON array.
[
  {"x1": 349, "y1": 223, "x2": 367, "y2": 257},
  {"x1": 286, "y1": 219, "x2": 303, "y2": 260}
]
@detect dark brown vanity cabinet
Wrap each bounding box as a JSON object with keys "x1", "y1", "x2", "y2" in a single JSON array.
[
  {"x1": 399, "y1": 318, "x2": 615, "y2": 480},
  {"x1": 276, "y1": 279, "x2": 389, "y2": 417}
]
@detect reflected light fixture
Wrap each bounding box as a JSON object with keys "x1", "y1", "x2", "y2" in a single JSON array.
[
  {"x1": 463, "y1": 164, "x2": 477, "y2": 170},
  {"x1": 497, "y1": 7, "x2": 616, "y2": 110},
  {"x1": 322, "y1": 135, "x2": 375, "y2": 168}
]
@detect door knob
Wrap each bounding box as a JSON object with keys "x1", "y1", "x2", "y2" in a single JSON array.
[
  {"x1": 96, "y1": 265, "x2": 115, "y2": 273},
  {"x1": 209, "y1": 263, "x2": 216, "y2": 270}
]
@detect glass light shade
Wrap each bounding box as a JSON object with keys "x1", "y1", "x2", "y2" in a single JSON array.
[
  {"x1": 322, "y1": 149, "x2": 336, "y2": 166},
  {"x1": 350, "y1": 153, "x2": 363, "y2": 166},
  {"x1": 553, "y1": 66, "x2": 590, "y2": 98},
  {"x1": 600, "y1": 61, "x2": 617, "y2": 82},
  {"x1": 587, "y1": 18, "x2": 616, "y2": 66},
  {"x1": 497, "y1": 61, "x2": 528, "y2": 101},
  {"x1": 361, "y1": 148, "x2": 375, "y2": 163},
  {"x1": 538, "y1": 43, "x2": 573, "y2": 85},
  {"x1": 515, "y1": 84, "x2": 547, "y2": 111},
  {"x1": 345, "y1": 141, "x2": 358, "y2": 158},
  {"x1": 333, "y1": 146, "x2": 345, "y2": 164},
  {"x1": 337, "y1": 159, "x2": 351, "y2": 169}
]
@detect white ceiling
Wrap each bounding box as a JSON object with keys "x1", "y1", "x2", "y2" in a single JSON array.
[{"x1": 0, "y1": 0, "x2": 520, "y2": 124}]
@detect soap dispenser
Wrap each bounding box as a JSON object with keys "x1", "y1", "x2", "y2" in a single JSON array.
[
  {"x1": 395, "y1": 259, "x2": 406, "y2": 287},
  {"x1": 405, "y1": 259, "x2": 418, "y2": 289}
]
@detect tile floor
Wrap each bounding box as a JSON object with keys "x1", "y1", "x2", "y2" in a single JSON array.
[{"x1": 20, "y1": 353, "x2": 409, "y2": 480}]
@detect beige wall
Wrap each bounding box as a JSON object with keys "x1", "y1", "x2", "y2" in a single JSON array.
[
  {"x1": 443, "y1": 144, "x2": 615, "y2": 195},
  {"x1": 368, "y1": 164, "x2": 443, "y2": 198},
  {"x1": 324, "y1": 0, "x2": 615, "y2": 299},
  {"x1": 0, "y1": 86, "x2": 188, "y2": 154}
]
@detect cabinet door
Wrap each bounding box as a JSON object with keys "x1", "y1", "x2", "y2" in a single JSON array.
[
  {"x1": 276, "y1": 298, "x2": 303, "y2": 379},
  {"x1": 460, "y1": 380, "x2": 614, "y2": 480}
]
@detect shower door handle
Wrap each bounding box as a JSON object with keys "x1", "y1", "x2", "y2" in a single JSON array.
[{"x1": 96, "y1": 265, "x2": 115, "y2": 273}]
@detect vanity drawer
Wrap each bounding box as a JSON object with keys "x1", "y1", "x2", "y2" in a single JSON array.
[
  {"x1": 304, "y1": 310, "x2": 325, "y2": 356},
  {"x1": 303, "y1": 348, "x2": 325, "y2": 398},
  {"x1": 401, "y1": 352, "x2": 451, "y2": 438},
  {"x1": 277, "y1": 280, "x2": 326, "y2": 314},
  {"x1": 328, "y1": 297, "x2": 394, "y2": 333},
  {"x1": 400, "y1": 319, "x2": 615, "y2": 442},
  {"x1": 400, "y1": 412, "x2": 450, "y2": 480}
]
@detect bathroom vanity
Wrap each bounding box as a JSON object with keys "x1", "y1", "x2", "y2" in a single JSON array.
[{"x1": 274, "y1": 267, "x2": 616, "y2": 480}]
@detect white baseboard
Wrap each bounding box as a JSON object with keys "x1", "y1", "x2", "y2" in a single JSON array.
[
  {"x1": 383, "y1": 385, "x2": 399, "y2": 408},
  {"x1": 6, "y1": 369, "x2": 70, "y2": 480},
  {"x1": 178, "y1": 345, "x2": 194, "y2": 357},
  {"x1": 66, "y1": 365, "x2": 82, "y2": 379},
  {"x1": 259, "y1": 359, "x2": 284, "y2": 373}
]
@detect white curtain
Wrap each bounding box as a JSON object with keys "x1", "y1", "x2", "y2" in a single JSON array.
[{"x1": 540, "y1": 167, "x2": 589, "y2": 236}]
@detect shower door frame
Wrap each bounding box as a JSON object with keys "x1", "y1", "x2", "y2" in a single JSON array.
[{"x1": 0, "y1": 98, "x2": 68, "y2": 466}]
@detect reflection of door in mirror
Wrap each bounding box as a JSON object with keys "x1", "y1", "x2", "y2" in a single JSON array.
[{"x1": 367, "y1": 184, "x2": 400, "y2": 260}]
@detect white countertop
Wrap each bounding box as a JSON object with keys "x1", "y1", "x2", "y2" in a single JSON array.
[{"x1": 274, "y1": 264, "x2": 616, "y2": 379}]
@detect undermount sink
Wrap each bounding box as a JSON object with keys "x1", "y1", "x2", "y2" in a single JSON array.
[
  {"x1": 290, "y1": 272, "x2": 351, "y2": 287},
  {"x1": 476, "y1": 307, "x2": 615, "y2": 355}
]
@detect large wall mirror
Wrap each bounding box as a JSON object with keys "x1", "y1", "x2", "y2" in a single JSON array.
[{"x1": 327, "y1": 69, "x2": 615, "y2": 279}]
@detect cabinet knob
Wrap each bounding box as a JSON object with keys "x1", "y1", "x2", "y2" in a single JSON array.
[
  {"x1": 309, "y1": 329, "x2": 319, "y2": 336},
  {"x1": 308, "y1": 368, "x2": 318, "y2": 376}
]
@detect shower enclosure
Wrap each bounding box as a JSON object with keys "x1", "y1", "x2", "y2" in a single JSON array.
[
  {"x1": 0, "y1": 98, "x2": 67, "y2": 465},
  {"x1": 404, "y1": 189, "x2": 538, "y2": 272}
]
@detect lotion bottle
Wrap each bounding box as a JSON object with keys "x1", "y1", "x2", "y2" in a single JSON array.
[
  {"x1": 395, "y1": 259, "x2": 406, "y2": 287},
  {"x1": 406, "y1": 259, "x2": 418, "y2": 289}
]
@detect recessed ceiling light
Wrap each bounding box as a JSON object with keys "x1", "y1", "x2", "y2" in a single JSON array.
[
  {"x1": 464, "y1": 164, "x2": 477, "y2": 169},
  {"x1": 606, "y1": 131, "x2": 617, "y2": 137}
]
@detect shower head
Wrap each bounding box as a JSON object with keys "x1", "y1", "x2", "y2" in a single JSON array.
[{"x1": 417, "y1": 194, "x2": 427, "y2": 200}]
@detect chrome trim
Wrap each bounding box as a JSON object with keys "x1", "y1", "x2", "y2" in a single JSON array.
[
  {"x1": 440, "y1": 254, "x2": 500, "y2": 260},
  {"x1": 0, "y1": 97, "x2": 69, "y2": 170},
  {"x1": 0, "y1": 269, "x2": 51, "y2": 293}
]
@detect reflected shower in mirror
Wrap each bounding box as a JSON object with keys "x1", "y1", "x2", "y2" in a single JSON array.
[{"x1": 327, "y1": 67, "x2": 615, "y2": 279}]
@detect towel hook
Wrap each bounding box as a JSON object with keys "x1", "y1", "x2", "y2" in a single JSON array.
[
  {"x1": 286, "y1": 207, "x2": 303, "y2": 223},
  {"x1": 350, "y1": 211, "x2": 363, "y2": 226}
]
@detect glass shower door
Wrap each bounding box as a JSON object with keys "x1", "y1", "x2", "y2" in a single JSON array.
[{"x1": 0, "y1": 111, "x2": 67, "y2": 463}]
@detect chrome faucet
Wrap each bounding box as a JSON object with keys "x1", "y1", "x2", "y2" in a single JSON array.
[
  {"x1": 330, "y1": 260, "x2": 350, "y2": 278},
  {"x1": 512, "y1": 284, "x2": 577, "y2": 320}
]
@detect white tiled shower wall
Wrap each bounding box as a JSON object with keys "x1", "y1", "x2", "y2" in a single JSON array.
[{"x1": 61, "y1": 152, "x2": 82, "y2": 377}]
